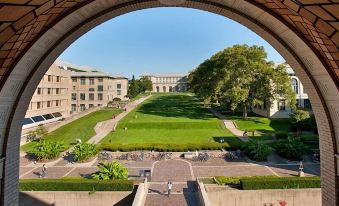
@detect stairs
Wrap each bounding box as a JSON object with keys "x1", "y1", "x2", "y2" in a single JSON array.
[{"x1": 144, "y1": 182, "x2": 201, "y2": 206}]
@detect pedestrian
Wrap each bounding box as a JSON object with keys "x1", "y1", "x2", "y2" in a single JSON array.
[
  {"x1": 40, "y1": 164, "x2": 47, "y2": 178},
  {"x1": 167, "y1": 180, "x2": 172, "y2": 196}
]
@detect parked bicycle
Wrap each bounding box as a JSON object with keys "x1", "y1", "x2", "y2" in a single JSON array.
[{"x1": 98, "y1": 151, "x2": 112, "y2": 161}]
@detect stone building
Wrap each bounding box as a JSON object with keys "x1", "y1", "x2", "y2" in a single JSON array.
[
  {"x1": 253, "y1": 63, "x2": 312, "y2": 118},
  {"x1": 23, "y1": 63, "x2": 71, "y2": 130},
  {"x1": 141, "y1": 73, "x2": 188, "y2": 92},
  {"x1": 56, "y1": 61, "x2": 128, "y2": 113}
]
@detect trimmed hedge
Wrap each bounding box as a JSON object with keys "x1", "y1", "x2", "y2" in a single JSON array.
[
  {"x1": 215, "y1": 176, "x2": 277, "y2": 185},
  {"x1": 19, "y1": 179, "x2": 134, "y2": 191},
  {"x1": 241, "y1": 176, "x2": 321, "y2": 190},
  {"x1": 100, "y1": 142, "x2": 243, "y2": 152}
]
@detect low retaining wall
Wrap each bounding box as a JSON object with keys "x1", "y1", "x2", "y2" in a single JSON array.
[
  {"x1": 19, "y1": 191, "x2": 134, "y2": 206},
  {"x1": 205, "y1": 185, "x2": 321, "y2": 206}
]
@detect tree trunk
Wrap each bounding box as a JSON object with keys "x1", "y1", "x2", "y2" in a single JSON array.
[{"x1": 243, "y1": 105, "x2": 248, "y2": 120}]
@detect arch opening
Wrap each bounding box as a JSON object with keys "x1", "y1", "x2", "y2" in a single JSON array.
[{"x1": 0, "y1": 1, "x2": 337, "y2": 206}]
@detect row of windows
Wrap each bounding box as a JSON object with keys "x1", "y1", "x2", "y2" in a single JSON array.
[
  {"x1": 36, "y1": 88, "x2": 64, "y2": 95},
  {"x1": 71, "y1": 104, "x2": 102, "y2": 112},
  {"x1": 156, "y1": 77, "x2": 183, "y2": 83},
  {"x1": 72, "y1": 93, "x2": 103, "y2": 101},
  {"x1": 45, "y1": 75, "x2": 62, "y2": 83},
  {"x1": 72, "y1": 77, "x2": 103, "y2": 84},
  {"x1": 23, "y1": 112, "x2": 63, "y2": 125},
  {"x1": 30, "y1": 100, "x2": 62, "y2": 110}
]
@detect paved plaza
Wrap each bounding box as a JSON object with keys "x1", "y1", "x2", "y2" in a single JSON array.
[{"x1": 19, "y1": 152, "x2": 320, "y2": 180}]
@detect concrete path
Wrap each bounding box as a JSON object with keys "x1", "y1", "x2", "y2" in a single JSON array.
[
  {"x1": 88, "y1": 95, "x2": 151, "y2": 144},
  {"x1": 207, "y1": 107, "x2": 249, "y2": 142}
]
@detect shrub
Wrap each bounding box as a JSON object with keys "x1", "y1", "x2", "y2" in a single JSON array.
[
  {"x1": 290, "y1": 110, "x2": 311, "y2": 132},
  {"x1": 275, "y1": 131, "x2": 288, "y2": 139},
  {"x1": 215, "y1": 176, "x2": 241, "y2": 185},
  {"x1": 273, "y1": 137, "x2": 308, "y2": 160},
  {"x1": 73, "y1": 143, "x2": 97, "y2": 162},
  {"x1": 30, "y1": 141, "x2": 64, "y2": 161},
  {"x1": 19, "y1": 179, "x2": 133, "y2": 191},
  {"x1": 241, "y1": 176, "x2": 320, "y2": 190},
  {"x1": 92, "y1": 161, "x2": 128, "y2": 180},
  {"x1": 242, "y1": 139, "x2": 272, "y2": 161}
]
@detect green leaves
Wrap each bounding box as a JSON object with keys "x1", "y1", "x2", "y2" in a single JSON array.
[
  {"x1": 73, "y1": 143, "x2": 97, "y2": 162},
  {"x1": 273, "y1": 137, "x2": 308, "y2": 160},
  {"x1": 242, "y1": 139, "x2": 272, "y2": 161},
  {"x1": 31, "y1": 141, "x2": 64, "y2": 161},
  {"x1": 92, "y1": 161, "x2": 128, "y2": 180}
]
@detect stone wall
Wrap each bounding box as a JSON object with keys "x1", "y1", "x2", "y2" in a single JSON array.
[
  {"x1": 19, "y1": 191, "x2": 134, "y2": 206},
  {"x1": 205, "y1": 186, "x2": 321, "y2": 206}
]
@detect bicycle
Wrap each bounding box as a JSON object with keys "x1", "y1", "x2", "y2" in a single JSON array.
[{"x1": 98, "y1": 151, "x2": 112, "y2": 161}]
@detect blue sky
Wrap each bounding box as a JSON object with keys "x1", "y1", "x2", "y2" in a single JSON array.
[{"x1": 58, "y1": 7, "x2": 284, "y2": 79}]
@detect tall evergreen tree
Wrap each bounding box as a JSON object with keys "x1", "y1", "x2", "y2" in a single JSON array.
[{"x1": 127, "y1": 75, "x2": 139, "y2": 99}]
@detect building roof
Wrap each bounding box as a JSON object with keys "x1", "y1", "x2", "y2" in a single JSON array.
[
  {"x1": 55, "y1": 60, "x2": 127, "y2": 79},
  {"x1": 275, "y1": 62, "x2": 295, "y2": 75}
]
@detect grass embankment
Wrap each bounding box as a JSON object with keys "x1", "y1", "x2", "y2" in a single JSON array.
[
  {"x1": 101, "y1": 94, "x2": 242, "y2": 151},
  {"x1": 21, "y1": 108, "x2": 123, "y2": 152}
]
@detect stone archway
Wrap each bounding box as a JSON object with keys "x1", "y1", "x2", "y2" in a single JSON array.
[{"x1": 0, "y1": 1, "x2": 338, "y2": 205}]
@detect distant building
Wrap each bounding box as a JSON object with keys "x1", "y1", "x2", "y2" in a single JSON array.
[
  {"x1": 23, "y1": 63, "x2": 71, "y2": 129},
  {"x1": 141, "y1": 73, "x2": 188, "y2": 92},
  {"x1": 56, "y1": 60, "x2": 129, "y2": 113},
  {"x1": 253, "y1": 63, "x2": 312, "y2": 118}
]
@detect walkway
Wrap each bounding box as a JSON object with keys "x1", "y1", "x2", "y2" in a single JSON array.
[
  {"x1": 207, "y1": 107, "x2": 249, "y2": 142},
  {"x1": 88, "y1": 95, "x2": 151, "y2": 144}
]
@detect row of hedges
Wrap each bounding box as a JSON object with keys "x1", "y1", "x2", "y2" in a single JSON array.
[
  {"x1": 240, "y1": 176, "x2": 320, "y2": 190},
  {"x1": 100, "y1": 142, "x2": 243, "y2": 152},
  {"x1": 214, "y1": 176, "x2": 320, "y2": 190},
  {"x1": 19, "y1": 179, "x2": 134, "y2": 191}
]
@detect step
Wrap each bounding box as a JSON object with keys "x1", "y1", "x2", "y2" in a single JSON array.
[{"x1": 144, "y1": 193, "x2": 200, "y2": 206}]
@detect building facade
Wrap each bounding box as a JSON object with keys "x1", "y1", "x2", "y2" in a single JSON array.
[
  {"x1": 141, "y1": 73, "x2": 188, "y2": 93},
  {"x1": 56, "y1": 61, "x2": 128, "y2": 113},
  {"x1": 253, "y1": 63, "x2": 312, "y2": 118},
  {"x1": 23, "y1": 63, "x2": 71, "y2": 129}
]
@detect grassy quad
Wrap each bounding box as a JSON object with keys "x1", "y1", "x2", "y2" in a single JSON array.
[
  {"x1": 225, "y1": 113, "x2": 291, "y2": 141},
  {"x1": 100, "y1": 93, "x2": 242, "y2": 151},
  {"x1": 21, "y1": 108, "x2": 123, "y2": 152}
]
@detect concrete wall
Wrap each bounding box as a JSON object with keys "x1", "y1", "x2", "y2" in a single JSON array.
[
  {"x1": 19, "y1": 191, "x2": 134, "y2": 206},
  {"x1": 205, "y1": 186, "x2": 321, "y2": 206}
]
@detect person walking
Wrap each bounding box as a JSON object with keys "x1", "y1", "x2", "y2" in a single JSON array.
[
  {"x1": 40, "y1": 164, "x2": 47, "y2": 178},
  {"x1": 167, "y1": 180, "x2": 172, "y2": 197}
]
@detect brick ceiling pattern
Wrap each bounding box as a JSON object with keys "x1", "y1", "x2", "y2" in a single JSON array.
[{"x1": 0, "y1": 0, "x2": 338, "y2": 84}]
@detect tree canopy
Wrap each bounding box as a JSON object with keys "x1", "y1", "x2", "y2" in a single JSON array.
[
  {"x1": 188, "y1": 44, "x2": 296, "y2": 119},
  {"x1": 127, "y1": 75, "x2": 153, "y2": 99}
]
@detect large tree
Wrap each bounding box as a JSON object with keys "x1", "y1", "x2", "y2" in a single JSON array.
[
  {"x1": 189, "y1": 44, "x2": 295, "y2": 119},
  {"x1": 127, "y1": 75, "x2": 139, "y2": 99},
  {"x1": 138, "y1": 77, "x2": 153, "y2": 93}
]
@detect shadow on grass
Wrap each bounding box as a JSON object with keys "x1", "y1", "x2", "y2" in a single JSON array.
[{"x1": 137, "y1": 95, "x2": 216, "y2": 120}]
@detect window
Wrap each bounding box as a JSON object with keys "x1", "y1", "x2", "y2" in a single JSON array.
[
  {"x1": 97, "y1": 77, "x2": 103, "y2": 82},
  {"x1": 80, "y1": 78, "x2": 86, "y2": 85},
  {"x1": 89, "y1": 88, "x2": 94, "y2": 91},
  {"x1": 43, "y1": 114, "x2": 54, "y2": 120},
  {"x1": 47, "y1": 101, "x2": 51, "y2": 107},
  {"x1": 31, "y1": 115, "x2": 45, "y2": 122},
  {"x1": 48, "y1": 75, "x2": 52, "y2": 82},
  {"x1": 53, "y1": 112, "x2": 62, "y2": 117},
  {"x1": 71, "y1": 104, "x2": 76, "y2": 112},
  {"x1": 37, "y1": 88, "x2": 42, "y2": 95},
  {"x1": 117, "y1": 90, "x2": 121, "y2": 95},
  {"x1": 22, "y1": 118, "x2": 34, "y2": 125},
  {"x1": 56, "y1": 88, "x2": 60, "y2": 94},
  {"x1": 89, "y1": 104, "x2": 94, "y2": 108},
  {"x1": 278, "y1": 100, "x2": 286, "y2": 111},
  {"x1": 97, "y1": 85, "x2": 103, "y2": 91},
  {"x1": 72, "y1": 78, "x2": 77, "y2": 82},
  {"x1": 89, "y1": 78, "x2": 94, "y2": 85},
  {"x1": 291, "y1": 78, "x2": 298, "y2": 94},
  {"x1": 47, "y1": 88, "x2": 51, "y2": 94},
  {"x1": 56, "y1": 76, "x2": 61, "y2": 82},
  {"x1": 80, "y1": 93, "x2": 85, "y2": 100},
  {"x1": 89, "y1": 93, "x2": 94, "y2": 100},
  {"x1": 73, "y1": 86, "x2": 76, "y2": 90},
  {"x1": 97, "y1": 93, "x2": 103, "y2": 100},
  {"x1": 55, "y1": 100, "x2": 59, "y2": 106},
  {"x1": 117, "y1": 84, "x2": 121, "y2": 89},
  {"x1": 97, "y1": 104, "x2": 102, "y2": 107},
  {"x1": 80, "y1": 104, "x2": 86, "y2": 112},
  {"x1": 37, "y1": 102, "x2": 41, "y2": 109},
  {"x1": 304, "y1": 99, "x2": 312, "y2": 110},
  {"x1": 71, "y1": 93, "x2": 77, "y2": 100}
]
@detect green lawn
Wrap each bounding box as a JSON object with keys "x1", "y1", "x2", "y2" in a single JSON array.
[
  {"x1": 100, "y1": 94, "x2": 242, "y2": 150},
  {"x1": 21, "y1": 108, "x2": 123, "y2": 152},
  {"x1": 226, "y1": 113, "x2": 291, "y2": 141}
]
